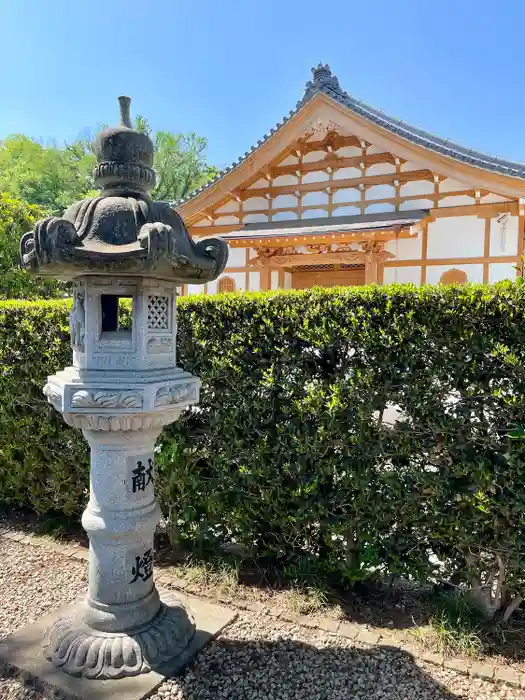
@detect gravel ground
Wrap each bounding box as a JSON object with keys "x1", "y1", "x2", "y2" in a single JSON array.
[{"x1": 0, "y1": 539, "x2": 522, "y2": 700}]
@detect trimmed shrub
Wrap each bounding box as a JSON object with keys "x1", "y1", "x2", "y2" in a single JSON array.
[{"x1": 2, "y1": 283, "x2": 525, "y2": 616}]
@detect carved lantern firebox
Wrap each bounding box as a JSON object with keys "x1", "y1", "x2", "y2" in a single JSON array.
[{"x1": 19, "y1": 97, "x2": 228, "y2": 681}]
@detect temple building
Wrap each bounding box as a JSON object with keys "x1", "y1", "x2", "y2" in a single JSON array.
[{"x1": 176, "y1": 65, "x2": 525, "y2": 294}]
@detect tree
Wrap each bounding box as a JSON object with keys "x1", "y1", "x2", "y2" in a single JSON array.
[
  {"x1": 0, "y1": 193, "x2": 66, "y2": 298},
  {"x1": 0, "y1": 135, "x2": 97, "y2": 215},
  {"x1": 132, "y1": 117, "x2": 218, "y2": 202}
]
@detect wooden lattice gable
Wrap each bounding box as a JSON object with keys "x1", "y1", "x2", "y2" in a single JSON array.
[{"x1": 179, "y1": 65, "x2": 525, "y2": 233}]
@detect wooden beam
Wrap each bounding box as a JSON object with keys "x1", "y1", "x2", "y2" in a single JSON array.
[
  {"x1": 518, "y1": 200, "x2": 525, "y2": 278},
  {"x1": 384, "y1": 255, "x2": 517, "y2": 267},
  {"x1": 240, "y1": 169, "x2": 434, "y2": 200},
  {"x1": 249, "y1": 251, "x2": 371, "y2": 268},
  {"x1": 430, "y1": 201, "x2": 518, "y2": 218},
  {"x1": 483, "y1": 219, "x2": 491, "y2": 283},
  {"x1": 421, "y1": 223, "x2": 428, "y2": 284},
  {"x1": 272, "y1": 151, "x2": 396, "y2": 178}
]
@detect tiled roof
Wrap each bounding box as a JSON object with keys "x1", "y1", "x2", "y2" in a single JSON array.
[{"x1": 174, "y1": 65, "x2": 525, "y2": 207}]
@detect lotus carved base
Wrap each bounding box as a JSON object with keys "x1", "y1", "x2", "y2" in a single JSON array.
[{"x1": 42, "y1": 593, "x2": 195, "y2": 680}]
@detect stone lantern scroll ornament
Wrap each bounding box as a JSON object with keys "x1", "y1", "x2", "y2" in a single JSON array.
[{"x1": 19, "y1": 97, "x2": 229, "y2": 681}]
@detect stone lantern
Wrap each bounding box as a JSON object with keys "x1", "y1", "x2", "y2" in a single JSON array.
[{"x1": 13, "y1": 97, "x2": 232, "y2": 690}]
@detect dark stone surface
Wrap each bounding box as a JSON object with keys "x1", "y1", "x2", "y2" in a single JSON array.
[{"x1": 20, "y1": 97, "x2": 228, "y2": 283}]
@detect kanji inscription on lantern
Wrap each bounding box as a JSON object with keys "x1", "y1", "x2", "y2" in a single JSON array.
[
  {"x1": 132, "y1": 458, "x2": 154, "y2": 493},
  {"x1": 130, "y1": 548, "x2": 154, "y2": 583}
]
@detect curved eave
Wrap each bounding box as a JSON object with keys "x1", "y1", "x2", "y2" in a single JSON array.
[{"x1": 177, "y1": 90, "x2": 525, "y2": 220}]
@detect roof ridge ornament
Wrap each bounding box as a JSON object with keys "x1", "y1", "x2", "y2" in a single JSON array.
[{"x1": 302, "y1": 63, "x2": 346, "y2": 102}]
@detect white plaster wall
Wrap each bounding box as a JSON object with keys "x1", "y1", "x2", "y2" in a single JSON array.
[
  {"x1": 333, "y1": 188, "x2": 360, "y2": 203},
  {"x1": 273, "y1": 194, "x2": 298, "y2": 209},
  {"x1": 333, "y1": 205, "x2": 361, "y2": 216},
  {"x1": 284, "y1": 272, "x2": 292, "y2": 289},
  {"x1": 244, "y1": 213, "x2": 268, "y2": 223},
  {"x1": 400, "y1": 198, "x2": 433, "y2": 210},
  {"x1": 400, "y1": 180, "x2": 434, "y2": 197},
  {"x1": 215, "y1": 215, "x2": 238, "y2": 225},
  {"x1": 219, "y1": 272, "x2": 246, "y2": 291},
  {"x1": 366, "y1": 184, "x2": 395, "y2": 200},
  {"x1": 226, "y1": 247, "x2": 246, "y2": 267},
  {"x1": 272, "y1": 211, "x2": 297, "y2": 221},
  {"x1": 186, "y1": 284, "x2": 203, "y2": 295},
  {"x1": 193, "y1": 219, "x2": 212, "y2": 228},
  {"x1": 271, "y1": 271, "x2": 279, "y2": 289},
  {"x1": 489, "y1": 262, "x2": 516, "y2": 283},
  {"x1": 280, "y1": 154, "x2": 299, "y2": 166},
  {"x1": 427, "y1": 216, "x2": 484, "y2": 258},
  {"x1": 401, "y1": 161, "x2": 423, "y2": 172},
  {"x1": 244, "y1": 196, "x2": 269, "y2": 211},
  {"x1": 366, "y1": 163, "x2": 396, "y2": 176},
  {"x1": 439, "y1": 177, "x2": 470, "y2": 193},
  {"x1": 426, "y1": 264, "x2": 484, "y2": 284},
  {"x1": 207, "y1": 280, "x2": 218, "y2": 295},
  {"x1": 482, "y1": 193, "x2": 509, "y2": 204},
  {"x1": 365, "y1": 203, "x2": 395, "y2": 214},
  {"x1": 249, "y1": 178, "x2": 268, "y2": 189},
  {"x1": 303, "y1": 191, "x2": 329, "y2": 206},
  {"x1": 273, "y1": 174, "x2": 298, "y2": 187},
  {"x1": 303, "y1": 151, "x2": 326, "y2": 164},
  {"x1": 490, "y1": 215, "x2": 519, "y2": 256},
  {"x1": 249, "y1": 271, "x2": 260, "y2": 291},
  {"x1": 215, "y1": 200, "x2": 239, "y2": 214},
  {"x1": 384, "y1": 235, "x2": 422, "y2": 260},
  {"x1": 333, "y1": 166, "x2": 361, "y2": 180},
  {"x1": 302, "y1": 170, "x2": 329, "y2": 184},
  {"x1": 366, "y1": 144, "x2": 387, "y2": 155},
  {"x1": 439, "y1": 194, "x2": 475, "y2": 207},
  {"x1": 383, "y1": 266, "x2": 421, "y2": 284},
  {"x1": 337, "y1": 146, "x2": 362, "y2": 158},
  {"x1": 305, "y1": 208, "x2": 328, "y2": 219}
]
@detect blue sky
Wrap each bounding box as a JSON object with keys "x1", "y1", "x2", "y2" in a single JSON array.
[{"x1": 1, "y1": 0, "x2": 525, "y2": 170}]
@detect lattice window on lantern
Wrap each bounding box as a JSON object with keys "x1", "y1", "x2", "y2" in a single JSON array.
[
  {"x1": 147, "y1": 295, "x2": 169, "y2": 330},
  {"x1": 218, "y1": 277, "x2": 236, "y2": 293}
]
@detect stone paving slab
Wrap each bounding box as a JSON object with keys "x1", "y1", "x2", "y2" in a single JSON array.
[{"x1": 0, "y1": 591, "x2": 236, "y2": 700}]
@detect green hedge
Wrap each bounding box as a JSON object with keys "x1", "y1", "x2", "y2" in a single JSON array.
[{"x1": 2, "y1": 284, "x2": 525, "y2": 607}]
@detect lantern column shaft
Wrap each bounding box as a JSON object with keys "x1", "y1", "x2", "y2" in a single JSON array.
[{"x1": 80, "y1": 429, "x2": 162, "y2": 633}]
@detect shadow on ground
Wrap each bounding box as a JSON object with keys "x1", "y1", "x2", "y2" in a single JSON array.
[{"x1": 0, "y1": 640, "x2": 465, "y2": 700}]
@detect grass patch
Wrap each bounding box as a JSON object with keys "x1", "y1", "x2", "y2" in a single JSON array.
[{"x1": 412, "y1": 593, "x2": 484, "y2": 658}]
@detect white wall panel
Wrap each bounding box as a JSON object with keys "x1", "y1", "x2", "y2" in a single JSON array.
[
  {"x1": 365, "y1": 203, "x2": 395, "y2": 214},
  {"x1": 400, "y1": 180, "x2": 434, "y2": 197},
  {"x1": 384, "y1": 235, "x2": 422, "y2": 260},
  {"x1": 272, "y1": 211, "x2": 297, "y2": 221},
  {"x1": 427, "y1": 216, "x2": 484, "y2": 258},
  {"x1": 303, "y1": 191, "x2": 329, "y2": 206},
  {"x1": 426, "y1": 264, "x2": 484, "y2": 284},
  {"x1": 273, "y1": 174, "x2": 298, "y2": 187},
  {"x1": 366, "y1": 184, "x2": 395, "y2": 200},
  {"x1": 249, "y1": 271, "x2": 260, "y2": 291},
  {"x1": 333, "y1": 205, "x2": 361, "y2": 216},
  {"x1": 215, "y1": 215, "x2": 238, "y2": 225},
  {"x1": 489, "y1": 262, "x2": 516, "y2": 283},
  {"x1": 333, "y1": 166, "x2": 361, "y2": 180},
  {"x1": 439, "y1": 195, "x2": 475, "y2": 207},
  {"x1": 333, "y1": 188, "x2": 360, "y2": 203},
  {"x1": 271, "y1": 271, "x2": 279, "y2": 289},
  {"x1": 400, "y1": 198, "x2": 433, "y2": 210},
  {"x1": 302, "y1": 170, "x2": 329, "y2": 184},
  {"x1": 337, "y1": 146, "x2": 362, "y2": 157},
  {"x1": 303, "y1": 151, "x2": 326, "y2": 163},
  {"x1": 490, "y1": 215, "x2": 519, "y2": 256},
  {"x1": 366, "y1": 163, "x2": 396, "y2": 176},
  {"x1": 244, "y1": 196, "x2": 269, "y2": 211},
  {"x1": 439, "y1": 177, "x2": 470, "y2": 193},
  {"x1": 243, "y1": 213, "x2": 268, "y2": 223},
  {"x1": 383, "y1": 266, "x2": 421, "y2": 284},
  {"x1": 273, "y1": 194, "x2": 297, "y2": 209},
  {"x1": 226, "y1": 247, "x2": 246, "y2": 267},
  {"x1": 215, "y1": 200, "x2": 239, "y2": 214}
]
